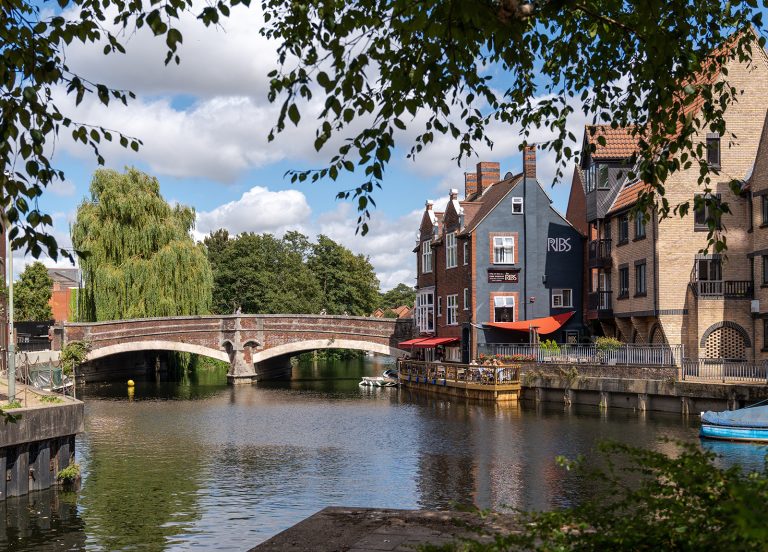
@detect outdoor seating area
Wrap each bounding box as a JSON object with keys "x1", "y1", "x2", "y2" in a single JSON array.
[{"x1": 397, "y1": 359, "x2": 521, "y2": 389}]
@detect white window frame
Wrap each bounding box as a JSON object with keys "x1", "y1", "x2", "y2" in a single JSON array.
[
  {"x1": 415, "y1": 289, "x2": 434, "y2": 332},
  {"x1": 446, "y1": 232, "x2": 457, "y2": 269},
  {"x1": 446, "y1": 294, "x2": 458, "y2": 325},
  {"x1": 552, "y1": 288, "x2": 573, "y2": 308},
  {"x1": 512, "y1": 197, "x2": 524, "y2": 214},
  {"x1": 463, "y1": 241, "x2": 469, "y2": 265},
  {"x1": 493, "y1": 295, "x2": 516, "y2": 322},
  {"x1": 493, "y1": 236, "x2": 515, "y2": 264},
  {"x1": 463, "y1": 288, "x2": 469, "y2": 310},
  {"x1": 421, "y1": 240, "x2": 432, "y2": 273}
]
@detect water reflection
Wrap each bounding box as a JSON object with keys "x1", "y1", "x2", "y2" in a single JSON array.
[{"x1": 2, "y1": 356, "x2": 767, "y2": 551}]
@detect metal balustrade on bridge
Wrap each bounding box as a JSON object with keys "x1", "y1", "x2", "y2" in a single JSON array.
[
  {"x1": 681, "y1": 359, "x2": 768, "y2": 383},
  {"x1": 477, "y1": 343, "x2": 684, "y2": 366}
]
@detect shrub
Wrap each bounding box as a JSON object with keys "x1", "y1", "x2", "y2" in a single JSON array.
[
  {"x1": 57, "y1": 462, "x2": 81, "y2": 484},
  {"x1": 60, "y1": 340, "x2": 91, "y2": 376},
  {"x1": 5, "y1": 400, "x2": 22, "y2": 410},
  {"x1": 539, "y1": 339, "x2": 561, "y2": 353},
  {"x1": 595, "y1": 336, "x2": 622, "y2": 351},
  {"x1": 419, "y1": 441, "x2": 768, "y2": 551}
]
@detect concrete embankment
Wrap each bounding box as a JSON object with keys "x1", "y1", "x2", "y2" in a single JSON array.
[
  {"x1": 0, "y1": 398, "x2": 84, "y2": 499},
  {"x1": 520, "y1": 363, "x2": 768, "y2": 413}
]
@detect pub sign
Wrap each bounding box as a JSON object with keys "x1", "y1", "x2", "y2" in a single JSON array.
[{"x1": 487, "y1": 269, "x2": 520, "y2": 283}]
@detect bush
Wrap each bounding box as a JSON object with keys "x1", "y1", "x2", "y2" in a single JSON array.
[
  {"x1": 419, "y1": 441, "x2": 768, "y2": 551},
  {"x1": 60, "y1": 340, "x2": 91, "y2": 376},
  {"x1": 539, "y1": 339, "x2": 561, "y2": 353},
  {"x1": 595, "y1": 336, "x2": 622, "y2": 351},
  {"x1": 57, "y1": 462, "x2": 81, "y2": 485},
  {"x1": 40, "y1": 395, "x2": 63, "y2": 404},
  {"x1": 5, "y1": 400, "x2": 22, "y2": 410}
]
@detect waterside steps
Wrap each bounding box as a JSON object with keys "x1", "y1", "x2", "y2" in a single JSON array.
[{"x1": 397, "y1": 359, "x2": 521, "y2": 402}]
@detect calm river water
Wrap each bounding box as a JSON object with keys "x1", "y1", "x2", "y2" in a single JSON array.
[{"x1": 2, "y1": 356, "x2": 767, "y2": 551}]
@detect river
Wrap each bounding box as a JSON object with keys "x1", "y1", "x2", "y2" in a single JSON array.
[{"x1": 2, "y1": 355, "x2": 767, "y2": 551}]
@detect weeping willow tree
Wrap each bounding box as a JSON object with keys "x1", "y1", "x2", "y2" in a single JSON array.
[{"x1": 72, "y1": 168, "x2": 213, "y2": 321}]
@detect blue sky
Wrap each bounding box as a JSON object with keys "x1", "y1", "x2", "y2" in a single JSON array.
[{"x1": 34, "y1": 3, "x2": 582, "y2": 289}]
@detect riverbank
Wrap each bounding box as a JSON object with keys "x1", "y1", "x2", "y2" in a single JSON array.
[{"x1": 252, "y1": 507, "x2": 518, "y2": 552}]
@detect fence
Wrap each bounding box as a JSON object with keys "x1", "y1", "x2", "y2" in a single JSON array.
[
  {"x1": 681, "y1": 359, "x2": 768, "y2": 383},
  {"x1": 477, "y1": 343, "x2": 684, "y2": 366},
  {"x1": 398, "y1": 359, "x2": 520, "y2": 386}
]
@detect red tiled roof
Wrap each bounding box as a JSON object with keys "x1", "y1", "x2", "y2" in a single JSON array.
[
  {"x1": 585, "y1": 125, "x2": 641, "y2": 160},
  {"x1": 607, "y1": 181, "x2": 652, "y2": 215}
]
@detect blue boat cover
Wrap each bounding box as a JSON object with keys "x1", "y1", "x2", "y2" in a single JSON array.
[{"x1": 701, "y1": 405, "x2": 768, "y2": 428}]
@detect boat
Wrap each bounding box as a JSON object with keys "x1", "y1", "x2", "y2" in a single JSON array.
[
  {"x1": 700, "y1": 403, "x2": 768, "y2": 443},
  {"x1": 359, "y1": 369, "x2": 399, "y2": 387}
]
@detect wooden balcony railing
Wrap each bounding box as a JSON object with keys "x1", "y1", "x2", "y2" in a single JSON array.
[{"x1": 587, "y1": 291, "x2": 613, "y2": 311}]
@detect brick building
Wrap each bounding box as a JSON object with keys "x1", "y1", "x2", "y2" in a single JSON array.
[
  {"x1": 48, "y1": 268, "x2": 79, "y2": 323},
  {"x1": 408, "y1": 147, "x2": 585, "y2": 362},
  {"x1": 568, "y1": 35, "x2": 768, "y2": 361}
]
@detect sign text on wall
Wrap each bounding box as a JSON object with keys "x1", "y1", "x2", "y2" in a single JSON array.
[
  {"x1": 488, "y1": 269, "x2": 520, "y2": 283},
  {"x1": 547, "y1": 237, "x2": 572, "y2": 252}
]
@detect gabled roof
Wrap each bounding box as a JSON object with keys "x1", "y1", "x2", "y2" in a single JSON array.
[
  {"x1": 461, "y1": 173, "x2": 524, "y2": 235},
  {"x1": 607, "y1": 181, "x2": 652, "y2": 215},
  {"x1": 584, "y1": 125, "x2": 641, "y2": 161}
]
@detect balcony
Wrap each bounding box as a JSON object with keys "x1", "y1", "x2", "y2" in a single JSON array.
[
  {"x1": 588, "y1": 239, "x2": 612, "y2": 269},
  {"x1": 690, "y1": 280, "x2": 753, "y2": 299},
  {"x1": 587, "y1": 291, "x2": 613, "y2": 318}
]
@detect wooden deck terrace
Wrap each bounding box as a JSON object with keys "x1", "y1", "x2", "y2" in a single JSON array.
[{"x1": 397, "y1": 360, "x2": 521, "y2": 402}]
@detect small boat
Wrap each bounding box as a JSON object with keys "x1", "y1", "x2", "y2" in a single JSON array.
[
  {"x1": 359, "y1": 369, "x2": 399, "y2": 387},
  {"x1": 700, "y1": 404, "x2": 768, "y2": 443}
]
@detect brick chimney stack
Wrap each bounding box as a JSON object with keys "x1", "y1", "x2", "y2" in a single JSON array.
[
  {"x1": 523, "y1": 145, "x2": 536, "y2": 179},
  {"x1": 464, "y1": 172, "x2": 477, "y2": 199},
  {"x1": 476, "y1": 161, "x2": 500, "y2": 196}
]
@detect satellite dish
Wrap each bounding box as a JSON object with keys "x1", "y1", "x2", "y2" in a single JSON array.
[{"x1": 504, "y1": 171, "x2": 514, "y2": 179}]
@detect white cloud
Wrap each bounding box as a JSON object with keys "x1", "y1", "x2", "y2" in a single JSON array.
[{"x1": 195, "y1": 186, "x2": 311, "y2": 237}]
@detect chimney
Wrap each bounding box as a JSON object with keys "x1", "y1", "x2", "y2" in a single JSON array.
[
  {"x1": 449, "y1": 188, "x2": 458, "y2": 201},
  {"x1": 425, "y1": 200, "x2": 434, "y2": 211},
  {"x1": 464, "y1": 172, "x2": 477, "y2": 198},
  {"x1": 476, "y1": 161, "x2": 500, "y2": 195},
  {"x1": 523, "y1": 145, "x2": 536, "y2": 179}
]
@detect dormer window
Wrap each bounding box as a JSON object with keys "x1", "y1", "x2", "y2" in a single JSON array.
[{"x1": 585, "y1": 163, "x2": 610, "y2": 192}]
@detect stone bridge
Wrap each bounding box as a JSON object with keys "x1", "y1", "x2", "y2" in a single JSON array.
[{"x1": 57, "y1": 315, "x2": 413, "y2": 383}]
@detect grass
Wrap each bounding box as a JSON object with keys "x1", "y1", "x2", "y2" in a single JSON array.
[{"x1": 40, "y1": 395, "x2": 64, "y2": 404}]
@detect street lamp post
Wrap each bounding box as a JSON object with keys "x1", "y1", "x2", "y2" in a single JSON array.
[{"x1": 6, "y1": 224, "x2": 14, "y2": 402}]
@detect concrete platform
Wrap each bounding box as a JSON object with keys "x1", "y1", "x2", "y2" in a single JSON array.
[{"x1": 251, "y1": 507, "x2": 517, "y2": 552}]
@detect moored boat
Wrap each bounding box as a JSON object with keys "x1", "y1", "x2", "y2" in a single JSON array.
[
  {"x1": 700, "y1": 404, "x2": 768, "y2": 443},
  {"x1": 358, "y1": 369, "x2": 399, "y2": 387}
]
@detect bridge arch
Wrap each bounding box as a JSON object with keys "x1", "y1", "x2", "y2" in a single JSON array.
[
  {"x1": 85, "y1": 339, "x2": 230, "y2": 364},
  {"x1": 251, "y1": 338, "x2": 408, "y2": 364}
]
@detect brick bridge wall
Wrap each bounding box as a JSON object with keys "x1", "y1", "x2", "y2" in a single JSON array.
[{"x1": 59, "y1": 315, "x2": 414, "y2": 383}]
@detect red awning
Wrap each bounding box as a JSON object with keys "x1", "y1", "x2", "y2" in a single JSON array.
[
  {"x1": 484, "y1": 311, "x2": 575, "y2": 335},
  {"x1": 398, "y1": 337, "x2": 432, "y2": 348},
  {"x1": 412, "y1": 337, "x2": 459, "y2": 348}
]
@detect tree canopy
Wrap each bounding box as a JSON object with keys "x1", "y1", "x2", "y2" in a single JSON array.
[
  {"x1": 307, "y1": 235, "x2": 380, "y2": 316},
  {"x1": 71, "y1": 168, "x2": 212, "y2": 321},
  {"x1": 3, "y1": 1, "x2": 764, "y2": 257},
  {"x1": 205, "y1": 231, "x2": 380, "y2": 316},
  {"x1": 14, "y1": 261, "x2": 53, "y2": 321},
  {"x1": 204, "y1": 230, "x2": 323, "y2": 315},
  {"x1": 379, "y1": 283, "x2": 416, "y2": 310}
]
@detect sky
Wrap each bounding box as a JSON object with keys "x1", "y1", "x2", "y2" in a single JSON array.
[{"x1": 30, "y1": 3, "x2": 586, "y2": 290}]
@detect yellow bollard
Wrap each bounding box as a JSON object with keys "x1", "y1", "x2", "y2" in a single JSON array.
[{"x1": 127, "y1": 379, "x2": 135, "y2": 387}]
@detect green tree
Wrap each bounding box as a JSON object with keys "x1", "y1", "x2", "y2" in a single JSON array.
[
  {"x1": 307, "y1": 235, "x2": 380, "y2": 316},
  {"x1": 14, "y1": 261, "x2": 53, "y2": 321},
  {"x1": 3, "y1": 2, "x2": 763, "y2": 255},
  {"x1": 72, "y1": 168, "x2": 212, "y2": 321},
  {"x1": 379, "y1": 283, "x2": 416, "y2": 310},
  {"x1": 205, "y1": 231, "x2": 323, "y2": 314}
]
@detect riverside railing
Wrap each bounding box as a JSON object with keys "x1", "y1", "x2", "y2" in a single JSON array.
[
  {"x1": 477, "y1": 343, "x2": 684, "y2": 366},
  {"x1": 681, "y1": 359, "x2": 768, "y2": 383},
  {"x1": 397, "y1": 359, "x2": 520, "y2": 386}
]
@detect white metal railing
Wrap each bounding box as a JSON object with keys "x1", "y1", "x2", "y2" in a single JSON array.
[
  {"x1": 477, "y1": 343, "x2": 684, "y2": 366},
  {"x1": 681, "y1": 359, "x2": 768, "y2": 382}
]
